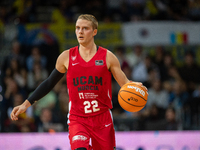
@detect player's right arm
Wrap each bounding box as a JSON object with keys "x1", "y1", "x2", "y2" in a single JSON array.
[{"x1": 10, "y1": 50, "x2": 69, "y2": 121}]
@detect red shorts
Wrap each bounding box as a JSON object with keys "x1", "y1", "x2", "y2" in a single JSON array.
[{"x1": 68, "y1": 110, "x2": 116, "y2": 150}]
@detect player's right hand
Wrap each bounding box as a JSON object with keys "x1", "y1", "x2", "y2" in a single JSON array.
[{"x1": 10, "y1": 105, "x2": 27, "y2": 121}]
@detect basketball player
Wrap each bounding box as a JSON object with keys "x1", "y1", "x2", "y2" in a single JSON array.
[{"x1": 10, "y1": 14, "x2": 147, "y2": 150}]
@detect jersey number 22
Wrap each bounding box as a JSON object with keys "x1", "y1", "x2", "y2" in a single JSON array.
[{"x1": 83, "y1": 100, "x2": 100, "y2": 113}]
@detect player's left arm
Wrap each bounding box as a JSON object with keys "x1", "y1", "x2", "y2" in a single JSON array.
[
  {"x1": 107, "y1": 50, "x2": 131, "y2": 87},
  {"x1": 107, "y1": 50, "x2": 148, "y2": 92}
]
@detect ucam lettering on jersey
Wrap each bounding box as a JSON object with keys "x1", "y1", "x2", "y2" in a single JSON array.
[{"x1": 127, "y1": 85, "x2": 145, "y2": 96}]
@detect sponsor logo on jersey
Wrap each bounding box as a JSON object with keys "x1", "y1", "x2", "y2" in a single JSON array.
[
  {"x1": 127, "y1": 85, "x2": 145, "y2": 96},
  {"x1": 95, "y1": 60, "x2": 103, "y2": 65},
  {"x1": 73, "y1": 76, "x2": 102, "y2": 86},
  {"x1": 73, "y1": 76, "x2": 102, "y2": 92},
  {"x1": 77, "y1": 85, "x2": 99, "y2": 92},
  {"x1": 79, "y1": 93, "x2": 84, "y2": 99}
]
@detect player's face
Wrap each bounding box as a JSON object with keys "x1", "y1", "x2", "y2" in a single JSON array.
[{"x1": 75, "y1": 19, "x2": 97, "y2": 45}]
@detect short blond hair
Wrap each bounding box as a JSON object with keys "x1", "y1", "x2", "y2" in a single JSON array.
[{"x1": 77, "y1": 14, "x2": 98, "y2": 29}]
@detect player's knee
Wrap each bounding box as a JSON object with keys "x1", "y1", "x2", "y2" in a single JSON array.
[{"x1": 75, "y1": 148, "x2": 87, "y2": 150}]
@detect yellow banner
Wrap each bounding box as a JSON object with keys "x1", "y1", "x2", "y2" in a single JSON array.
[{"x1": 24, "y1": 23, "x2": 122, "y2": 53}]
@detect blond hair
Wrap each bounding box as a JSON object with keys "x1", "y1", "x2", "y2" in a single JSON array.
[{"x1": 77, "y1": 14, "x2": 98, "y2": 29}]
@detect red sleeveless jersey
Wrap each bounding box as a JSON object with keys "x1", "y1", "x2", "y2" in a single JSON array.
[{"x1": 67, "y1": 46, "x2": 113, "y2": 117}]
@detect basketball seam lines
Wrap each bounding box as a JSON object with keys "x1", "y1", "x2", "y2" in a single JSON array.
[{"x1": 118, "y1": 93, "x2": 146, "y2": 107}]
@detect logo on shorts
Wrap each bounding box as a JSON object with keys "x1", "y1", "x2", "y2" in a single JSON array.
[
  {"x1": 72, "y1": 135, "x2": 87, "y2": 142},
  {"x1": 105, "y1": 123, "x2": 112, "y2": 127}
]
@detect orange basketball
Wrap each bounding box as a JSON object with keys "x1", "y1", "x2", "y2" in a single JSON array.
[{"x1": 118, "y1": 82, "x2": 148, "y2": 112}]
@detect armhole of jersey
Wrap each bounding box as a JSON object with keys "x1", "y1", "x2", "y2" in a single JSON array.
[
  {"x1": 98, "y1": 46, "x2": 108, "y2": 65},
  {"x1": 105, "y1": 49, "x2": 110, "y2": 71},
  {"x1": 68, "y1": 47, "x2": 77, "y2": 69},
  {"x1": 68, "y1": 49, "x2": 72, "y2": 70}
]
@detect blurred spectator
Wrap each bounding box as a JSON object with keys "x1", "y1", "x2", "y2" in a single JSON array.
[
  {"x1": 2, "y1": 41, "x2": 25, "y2": 72},
  {"x1": 178, "y1": 51, "x2": 200, "y2": 95},
  {"x1": 192, "y1": 84, "x2": 200, "y2": 98},
  {"x1": 26, "y1": 46, "x2": 47, "y2": 71},
  {"x1": 37, "y1": 108, "x2": 64, "y2": 132},
  {"x1": 0, "y1": 6, "x2": 13, "y2": 24},
  {"x1": 32, "y1": 80, "x2": 57, "y2": 118},
  {"x1": 53, "y1": 82, "x2": 69, "y2": 131},
  {"x1": 106, "y1": 0, "x2": 124, "y2": 14},
  {"x1": 163, "y1": 52, "x2": 174, "y2": 68},
  {"x1": 145, "y1": 66, "x2": 160, "y2": 88},
  {"x1": 114, "y1": 45, "x2": 129, "y2": 68},
  {"x1": 3, "y1": 77, "x2": 26, "y2": 110},
  {"x1": 132, "y1": 55, "x2": 159, "y2": 85},
  {"x1": 188, "y1": 0, "x2": 200, "y2": 21},
  {"x1": 1, "y1": 78, "x2": 27, "y2": 131},
  {"x1": 163, "y1": 106, "x2": 178, "y2": 130},
  {"x1": 169, "y1": 80, "x2": 189, "y2": 108},
  {"x1": 144, "y1": 0, "x2": 168, "y2": 20},
  {"x1": 152, "y1": 45, "x2": 165, "y2": 78},
  {"x1": 126, "y1": 45, "x2": 145, "y2": 68},
  {"x1": 118, "y1": 1, "x2": 131, "y2": 22},
  {"x1": 0, "y1": 6, "x2": 7, "y2": 24},
  {"x1": 27, "y1": 61, "x2": 48, "y2": 92},
  {"x1": 81, "y1": 0, "x2": 106, "y2": 21},
  {"x1": 5, "y1": 58, "x2": 27, "y2": 89},
  {"x1": 167, "y1": 65, "x2": 182, "y2": 84},
  {"x1": 166, "y1": 0, "x2": 189, "y2": 21},
  {"x1": 162, "y1": 80, "x2": 173, "y2": 99},
  {"x1": 169, "y1": 80, "x2": 189, "y2": 126},
  {"x1": 12, "y1": 0, "x2": 36, "y2": 23},
  {"x1": 107, "y1": 0, "x2": 123, "y2": 8},
  {"x1": 143, "y1": 105, "x2": 178, "y2": 130},
  {"x1": 127, "y1": 0, "x2": 146, "y2": 21},
  {"x1": 160, "y1": 52, "x2": 175, "y2": 82},
  {"x1": 143, "y1": 104, "x2": 165, "y2": 130},
  {"x1": 51, "y1": 0, "x2": 75, "y2": 24},
  {"x1": 182, "y1": 96, "x2": 200, "y2": 130},
  {"x1": 6, "y1": 93, "x2": 35, "y2": 132},
  {"x1": 102, "y1": 15, "x2": 113, "y2": 23},
  {"x1": 106, "y1": 0, "x2": 131, "y2": 22},
  {"x1": 1, "y1": 0, "x2": 200, "y2": 24},
  {"x1": 145, "y1": 78, "x2": 169, "y2": 109},
  {"x1": 152, "y1": 45, "x2": 165, "y2": 66}
]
